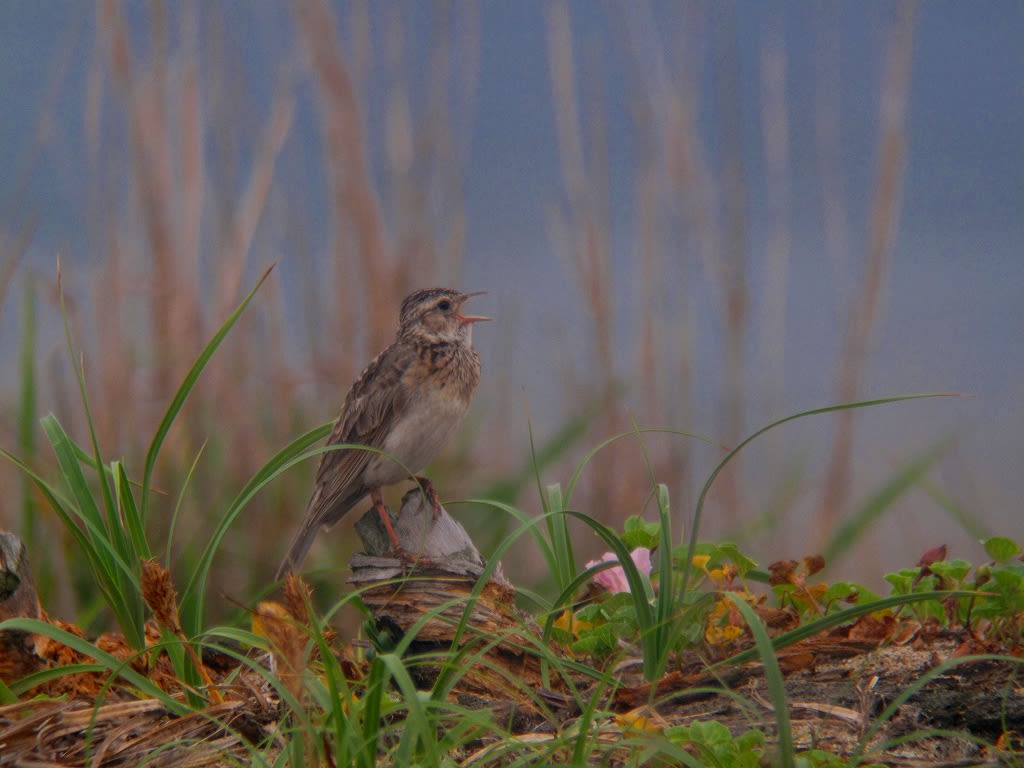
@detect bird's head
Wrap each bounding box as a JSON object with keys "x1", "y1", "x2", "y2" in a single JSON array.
[{"x1": 398, "y1": 288, "x2": 490, "y2": 344}]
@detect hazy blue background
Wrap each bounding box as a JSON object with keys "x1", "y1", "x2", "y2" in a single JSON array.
[{"x1": 1, "y1": 2, "x2": 1021, "y2": 579}]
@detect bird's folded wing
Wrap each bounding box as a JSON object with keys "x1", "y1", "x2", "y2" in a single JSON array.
[{"x1": 305, "y1": 341, "x2": 415, "y2": 529}]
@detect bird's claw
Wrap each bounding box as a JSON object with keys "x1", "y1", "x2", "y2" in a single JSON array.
[{"x1": 411, "y1": 475, "x2": 443, "y2": 520}]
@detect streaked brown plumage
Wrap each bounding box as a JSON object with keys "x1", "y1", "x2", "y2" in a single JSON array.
[{"x1": 276, "y1": 288, "x2": 488, "y2": 578}]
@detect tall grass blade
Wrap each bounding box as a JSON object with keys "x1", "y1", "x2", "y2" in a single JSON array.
[
  {"x1": 166, "y1": 442, "x2": 206, "y2": 564},
  {"x1": 141, "y1": 263, "x2": 276, "y2": 520},
  {"x1": 479, "y1": 406, "x2": 594, "y2": 502},
  {"x1": 179, "y1": 424, "x2": 330, "y2": 633},
  {"x1": 719, "y1": 590, "x2": 981, "y2": 667},
  {"x1": 113, "y1": 460, "x2": 150, "y2": 560},
  {"x1": 682, "y1": 394, "x2": 959, "y2": 600},
  {"x1": 56, "y1": 265, "x2": 118, "y2": 540},
  {"x1": 378, "y1": 653, "x2": 440, "y2": 767},
  {"x1": 40, "y1": 414, "x2": 145, "y2": 647},
  {"x1": 544, "y1": 483, "x2": 576, "y2": 592},
  {"x1": 17, "y1": 281, "x2": 40, "y2": 583},
  {"x1": 359, "y1": 653, "x2": 387, "y2": 768},
  {"x1": 823, "y1": 438, "x2": 951, "y2": 563},
  {"x1": 851, "y1": 654, "x2": 1023, "y2": 765},
  {"x1": 727, "y1": 593, "x2": 795, "y2": 768}
]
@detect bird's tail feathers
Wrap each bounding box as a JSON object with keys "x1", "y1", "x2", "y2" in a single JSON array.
[
  {"x1": 274, "y1": 486, "x2": 369, "y2": 581},
  {"x1": 275, "y1": 523, "x2": 319, "y2": 581}
]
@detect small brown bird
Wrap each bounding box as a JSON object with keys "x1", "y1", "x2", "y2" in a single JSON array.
[{"x1": 276, "y1": 288, "x2": 489, "y2": 578}]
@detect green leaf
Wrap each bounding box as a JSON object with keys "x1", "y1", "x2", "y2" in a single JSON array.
[
  {"x1": 983, "y1": 535, "x2": 1022, "y2": 564},
  {"x1": 622, "y1": 515, "x2": 660, "y2": 549},
  {"x1": 713, "y1": 542, "x2": 758, "y2": 577},
  {"x1": 822, "y1": 581, "x2": 881, "y2": 607},
  {"x1": 929, "y1": 558, "x2": 972, "y2": 585}
]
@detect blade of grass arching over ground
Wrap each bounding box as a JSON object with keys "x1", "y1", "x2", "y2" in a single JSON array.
[
  {"x1": 916, "y1": 474, "x2": 991, "y2": 541},
  {"x1": 140, "y1": 263, "x2": 275, "y2": 521},
  {"x1": 727, "y1": 593, "x2": 795, "y2": 768},
  {"x1": 681, "y1": 394, "x2": 961, "y2": 600},
  {"x1": 851, "y1": 654, "x2": 1024, "y2": 765},
  {"x1": 0, "y1": 618, "x2": 191, "y2": 714},
  {"x1": 823, "y1": 438, "x2": 951, "y2": 564},
  {"x1": 461, "y1": 497, "x2": 558, "y2": 592},
  {"x1": 559, "y1": 510, "x2": 660, "y2": 678},
  {"x1": 178, "y1": 425, "x2": 330, "y2": 633},
  {"x1": 717, "y1": 590, "x2": 981, "y2": 668}
]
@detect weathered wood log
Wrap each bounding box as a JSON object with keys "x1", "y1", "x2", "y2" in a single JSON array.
[
  {"x1": 0, "y1": 531, "x2": 46, "y2": 685},
  {"x1": 348, "y1": 490, "x2": 557, "y2": 705},
  {"x1": 0, "y1": 531, "x2": 39, "y2": 622}
]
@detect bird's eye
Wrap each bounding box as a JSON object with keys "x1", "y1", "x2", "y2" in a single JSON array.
[{"x1": 437, "y1": 299, "x2": 452, "y2": 311}]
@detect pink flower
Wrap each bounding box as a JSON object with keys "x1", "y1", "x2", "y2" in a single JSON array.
[{"x1": 586, "y1": 548, "x2": 653, "y2": 594}]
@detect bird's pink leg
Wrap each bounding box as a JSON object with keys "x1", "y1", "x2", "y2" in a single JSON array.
[
  {"x1": 370, "y1": 488, "x2": 406, "y2": 555},
  {"x1": 411, "y1": 476, "x2": 443, "y2": 519}
]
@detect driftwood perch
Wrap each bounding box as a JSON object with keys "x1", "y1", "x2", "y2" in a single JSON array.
[
  {"x1": 0, "y1": 532, "x2": 40, "y2": 623},
  {"x1": 348, "y1": 490, "x2": 553, "y2": 705},
  {"x1": 350, "y1": 488, "x2": 504, "y2": 582}
]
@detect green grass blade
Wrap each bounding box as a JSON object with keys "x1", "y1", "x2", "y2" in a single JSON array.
[
  {"x1": 165, "y1": 441, "x2": 207, "y2": 564},
  {"x1": 179, "y1": 423, "x2": 330, "y2": 633},
  {"x1": 544, "y1": 483, "x2": 577, "y2": 592},
  {"x1": 141, "y1": 263, "x2": 275, "y2": 520},
  {"x1": 463, "y1": 498, "x2": 557, "y2": 587},
  {"x1": 682, "y1": 394, "x2": 960, "y2": 599},
  {"x1": 0, "y1": 618, "x2": 191, "y2": 714},
  {"x1": 559, "y1": 510, "x2": 659, "y2": 678},
  {"x1": 823, "y1": 439, "x2": 951, "y2": 564},
  {"x1": 727, "y1": 593, "x2": 795, "y2": 768},
  {"x1": 41, "y1": 414, "x2": 105, "y2": 539},
  {"x1": 358, "y1": 653, "x2": 387, "y2": 768},
  {"x1": 17, "y1": 280, "x2": 41, "y2": 587},
  {"x1": 851, "y1": 653, "x2": 1023, "y2": 764},
  {"x1": 378, "y1": 653, "x2": 440, "y2": 767},
  {"x1": 56, "y1": 267, "x2": 118, "y2": 542},
  {"x1": 113, "y1": 460, "x2": 151, "y2": 560},
  {"x1": 718, "y1": 590, "x2": 981, "y2": 667}
]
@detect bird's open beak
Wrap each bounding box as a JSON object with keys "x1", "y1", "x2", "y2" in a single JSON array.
[{"x1": 456, "y1": 291, "x2": 492, "y2": 324}]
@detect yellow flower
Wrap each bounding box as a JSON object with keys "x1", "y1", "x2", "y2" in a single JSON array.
[
  {"x1": 553, "y1": 609, "x2": 593, "y2": 639},
  {"x1": 692, "y1": 554, "x2": 711, "y2": 571},
  {"x1": 615, "y1": 708, "x2": 664, "y2": 734}
]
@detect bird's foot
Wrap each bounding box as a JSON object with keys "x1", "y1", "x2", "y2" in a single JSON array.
[
  {"x1": 410, "y1": 475, "x2": 443, "y2": 520},
  {"x1": 373, "y1": 499, "x2": 405, "y2": 552},
  {"x1": 372, "y1": 499, "x2": 426, "y2": 566}
]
